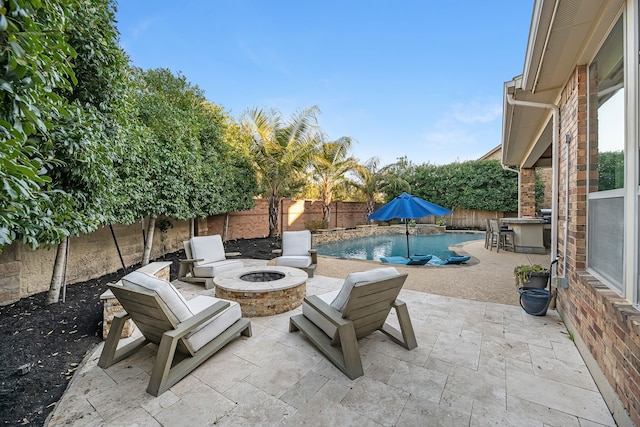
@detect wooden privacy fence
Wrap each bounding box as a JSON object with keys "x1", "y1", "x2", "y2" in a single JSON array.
[{"x1": 415, "y1": 208, "x2": 516, "y2": 230}]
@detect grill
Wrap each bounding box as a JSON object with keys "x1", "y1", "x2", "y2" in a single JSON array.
[{"x1": 539, "y1": 209, "x2": 552, "y2": 224}]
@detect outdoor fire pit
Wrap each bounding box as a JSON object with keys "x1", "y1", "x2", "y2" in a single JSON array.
[
  {"x1": 240, "y1": 271, "x2": 286, "y2": 282},
  {"x1": 214, "y1": 266, "x2": 307, "y2": 317}
]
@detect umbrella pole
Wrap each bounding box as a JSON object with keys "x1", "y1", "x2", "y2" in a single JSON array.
[{"x1": 405, "y1": 220, "x2": 410, "y2": 258}]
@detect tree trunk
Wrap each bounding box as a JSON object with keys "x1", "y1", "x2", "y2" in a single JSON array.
[
  {"x1": 323, "y1": 203, "x2": 331, "y2": 226},
  {"x1": 366, "y1": 200, "x2": 375, "y2": 223},
  {"x1": 189, "y1": 218, "x2": 195, "y2": 238},
  {"x1": 268, "y1": 196, "x2": 279, "y2": 237},
  {"x1": 46, "y1": 237, "x2": 68, "y2": 305},
  {"x1": 223, "y1": 214, "x2": 229, "y2": 240},
  {"x1": 142, "y1": 216, "x2": 156, "y2": 266}
]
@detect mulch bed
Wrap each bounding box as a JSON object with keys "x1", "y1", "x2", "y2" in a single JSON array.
[{"x1": 0, "y1": 237, "x2": 278, "y2": 426}]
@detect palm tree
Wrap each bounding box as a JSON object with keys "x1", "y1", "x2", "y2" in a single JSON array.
[
  {"x1": 349, "y1": 157, "x2": 385, "y2": 219},
  {"x1": 312, "y1": 136, "x2": 358, "y2": 225},
  {"x1": 242, "y1": 106, "x2": 319, "y2": 237}
]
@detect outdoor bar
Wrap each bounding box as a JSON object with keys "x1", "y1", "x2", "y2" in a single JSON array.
[{"x1": 501, "y1": 217, "x2": 545, "y2": 254}]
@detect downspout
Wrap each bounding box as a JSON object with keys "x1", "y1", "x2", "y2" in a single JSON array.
[
  {"x1": 506, "y1": 94, "x2": 560, "y2": 272},
  {"x1": 563, "y1": 133, "x2": 570, "y2": 285}
]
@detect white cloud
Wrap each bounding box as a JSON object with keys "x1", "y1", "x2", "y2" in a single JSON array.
[
  {"x1": 417, "y1": 98, "x2": 502, "y2": 164},
  {"x1": 451, "y1": 100, "x2": 502, "y2": 124},
  {"x1": 237, "y1": 40, "x2": 261, "y2": 65},
  {"x1": 132, "y1": 18, "x2": 154, "y2": 39}
]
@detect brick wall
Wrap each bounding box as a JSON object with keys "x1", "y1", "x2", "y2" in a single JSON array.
[
  {"x1": 519, "y1": 168, "x2": 537, "y2": 216},
  {"x1": 555, "y1": 66, "x2": 640, "y2": 425},
  {"x1": 206, "y1": 199, "x2": 371, "y2": 239},
  {"x1": 538, "y1": 168, "x2": 553, "y2": 209}
]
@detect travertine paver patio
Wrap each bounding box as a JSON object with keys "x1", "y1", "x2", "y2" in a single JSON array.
[{"x1": 47, "y1": 244, "x2": 616, "y2": 426}]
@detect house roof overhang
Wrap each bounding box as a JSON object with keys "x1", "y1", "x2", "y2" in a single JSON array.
[{"x1": 502, "y1": 0, "x2": 623, "y2": 168}]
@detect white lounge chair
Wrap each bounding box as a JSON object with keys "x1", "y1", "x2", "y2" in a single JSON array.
[
  {"x1": 289, "y1": 267, "x2": 417, "y2": 379},
  {"x1": 178, "y1": 235, "x2": 244, "y2": 289},
  {"x1": 98, "y1": 270, "x2": 251, "y2": 396},
  {"x1": 270, "y1": 230, "x2": 317, "y2": 277}
]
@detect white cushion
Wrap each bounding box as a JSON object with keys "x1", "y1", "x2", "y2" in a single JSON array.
[
  {"x1": 302, "y1": 290, "x2": 339, "y2": 338},
  {"x1": 330, "y1": 267, "x2": 400, "y2": 312},
  {"x1": 121, "y1": 271, "x2": 193, "y2": 324},
  {"x1": 282, "y1": 230, "x2": 311, "y2": 256},
  {"x1": 274, "y1": 255, "x2": 312, "y2": 268},
  {"x1": 190, "y1": 235, "x2": 226, "y2": 265},
  {"x1": 193, "y1": 259, "x2": 244, "y2": 277},
  {"x1": 183, "y1": 296, "x2": 242, "y2": 353}
]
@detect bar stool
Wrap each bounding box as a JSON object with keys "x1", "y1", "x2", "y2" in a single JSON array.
[
  {"x1": 497, "y1": 219, "x2": 515, "y2": 252},
  {"x1": 489, "y1": 219, "x2": 515, "y2": 252}
]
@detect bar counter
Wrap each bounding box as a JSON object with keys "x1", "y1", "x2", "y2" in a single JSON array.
[{"x1": 500, "y1": 218, "x2": 546, "y2": 254}]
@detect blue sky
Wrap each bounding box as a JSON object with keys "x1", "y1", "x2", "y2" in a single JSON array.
[{"x1": 115, "y1": 1, "x2": 533, "y2": 167}]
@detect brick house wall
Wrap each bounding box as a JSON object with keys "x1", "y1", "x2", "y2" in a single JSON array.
[
  {"x1": 555, "y1": 66, "x2": 640, "y2": 425},
  {"x1": 519, "y1": 168, "x2": 537, "y2": 217}
]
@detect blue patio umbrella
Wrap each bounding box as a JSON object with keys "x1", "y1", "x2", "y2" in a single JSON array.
[{"x1": 368, "y1": 192, "x2": 452, "y2": 258}]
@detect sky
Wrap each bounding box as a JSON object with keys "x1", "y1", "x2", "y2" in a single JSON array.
[{"x1": 115, "y1": 1, "x2": 534, "y2": 167}]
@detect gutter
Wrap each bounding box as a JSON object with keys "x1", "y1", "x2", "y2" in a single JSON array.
[{"x1": 505, "y1": 94, "x2": 561, "y2": 276}]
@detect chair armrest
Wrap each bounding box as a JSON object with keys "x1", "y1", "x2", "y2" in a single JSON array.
[
  {"x1": 391, "y1": 299, "x2": 407, "y2": 309},
  {"x1": 165, "y1": 300, "x2": 230, "y2": 340},
  {"x1": 180, "y1": 258, "x2": 204, "y2": 264},
  {"x1": 304, "y1": 295, "x2": 349, "y2": 327},
  {"x1": 309, "y1": 249, "x2": 318, "y2": 264}
]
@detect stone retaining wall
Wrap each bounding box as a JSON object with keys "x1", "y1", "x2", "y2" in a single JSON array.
[{"x1": 311, "y1": 224, "x2": 446, "y2": 244}]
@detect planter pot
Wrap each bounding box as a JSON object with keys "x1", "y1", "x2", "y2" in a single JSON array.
[
  {"x1": 523, "y1": 272, "x2": 549, "y2": 289},
  {"x1": 519, "y1": 287, "x2": 552, "y2": 316}
]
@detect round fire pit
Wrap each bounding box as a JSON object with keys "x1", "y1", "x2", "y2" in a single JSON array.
[
  {"x1": 240, "y1": 271, "x2": 285, "y2": 282},
  {"x1": 214, "y1": 266, "x2": 307, "y2": 317}
]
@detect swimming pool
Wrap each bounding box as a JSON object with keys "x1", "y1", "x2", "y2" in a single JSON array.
[{"x1": 315, "y1": 232, "x2": 483, "y2": 261}]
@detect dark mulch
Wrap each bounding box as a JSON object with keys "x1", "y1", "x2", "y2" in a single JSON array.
[{"x1": 0, "y1": 237, "x2": 279, "y2": 426}]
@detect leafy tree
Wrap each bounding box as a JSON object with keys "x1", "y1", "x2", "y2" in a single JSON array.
[
  {"x1": 408, "y1": 160, "x2": 519, "y2": 211},
  {"x1": 242, "y1": 106, "x2": 319, "y2": 237},
  {"x1": 44, "y1": 0, "x2": 130, "y2": 303},
  {"x1": 378, "y1": 156, "x2": 412, "y2": 200},
  {"x1": 124, "y1": 68, "x2": 204, "y2": 264},
  {"x1": 122, "y1": 69, "x2": 257, "y2": 264},
  {"x1": 311, "y1": 136, "x2": 357, "y2": 224},
  {"x1": 0, "y1": 0, "x2": 78, "y2": 250},
  {"x1": 597, "y1": 150, "x2": 624, "y2": 191},
  {"x1": 0, "y1": 0, "x2": 131, "y2": 302},
  {"x1": 193, "y1": 102, "x2": 256, "y2": 219}
]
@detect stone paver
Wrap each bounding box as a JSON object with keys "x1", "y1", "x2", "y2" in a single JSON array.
[{"x1": 46, "y1": 242, "x2": 616, "y2": 427}]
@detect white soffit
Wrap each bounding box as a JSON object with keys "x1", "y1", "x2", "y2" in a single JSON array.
[{"x1": 503, "y1": 0, "x2": 621, "y2": 167}]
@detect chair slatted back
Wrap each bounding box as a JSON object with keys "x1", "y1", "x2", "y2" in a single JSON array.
[
  {"x1": 109, "y1": 284, "x2": 193, "y2": 355},
  {"x1": 338, "y1": 274, "x2": 407, "y2": 341},
  {"x1": 182, "y1": 241, "x2": 195, "y2": 276}
]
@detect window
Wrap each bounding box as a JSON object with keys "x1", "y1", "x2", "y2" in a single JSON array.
[
  {"x1": 587, "y1": 16, "x2": 625, "y2": 293},
  {"x1": 588, "y1": 17, "x2": 625, "y2": 193}
]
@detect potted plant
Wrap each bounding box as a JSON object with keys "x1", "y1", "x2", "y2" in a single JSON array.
[{"x1": 514, "y1": 264, "x2": 549, "y2": 289}]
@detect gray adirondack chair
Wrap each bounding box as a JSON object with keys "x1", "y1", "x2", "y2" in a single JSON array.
[
  {"x1": 289, "y1": 267, "x2": 417, "y2": 379},
  {"x1": 98, "y1": 271, "x2": 251, "y2": 396},
  {"x1": 178, "y1": 235, "x2": 244, "y2": 289},
  {"x1": 269, "y1": 230, "x2": 318, "y2": 277}
]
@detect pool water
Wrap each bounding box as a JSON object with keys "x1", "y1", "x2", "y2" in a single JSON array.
[{"x1": 315, "y1": 232, "x2": 483, "y2": 261}]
